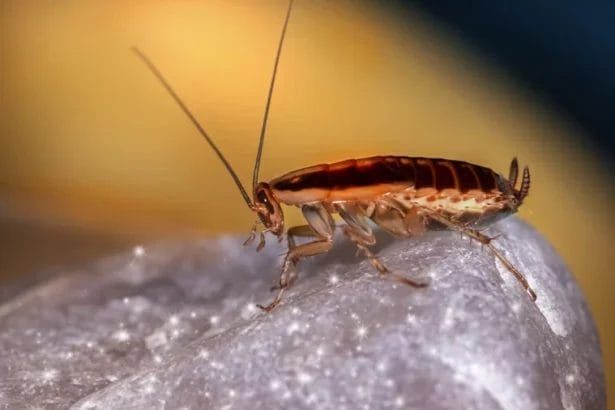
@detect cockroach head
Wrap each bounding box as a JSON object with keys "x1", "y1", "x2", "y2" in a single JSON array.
[{"x1": 252, "y1": 182, "x2": 285, "y2": 236}]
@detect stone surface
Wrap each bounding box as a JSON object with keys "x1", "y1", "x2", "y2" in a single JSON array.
[{"x1": 0, "y1": 218, "x2": 605, "y2": 409}]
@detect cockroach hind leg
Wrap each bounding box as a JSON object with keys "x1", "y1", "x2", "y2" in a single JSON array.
[
  {"x1": 361, "y1": 243, "x2": 428, "y2": 288},
  {"x1": 423, "y1": 208, "x2": 537, "y2": 302},
  {"x1": 486, "y1": 242, "x2": 537, "y2": 302}
]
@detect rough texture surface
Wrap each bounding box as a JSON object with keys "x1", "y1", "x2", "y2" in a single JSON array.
[{"x1": 0, "y1": 218, "x2": 605, "y2": 409}]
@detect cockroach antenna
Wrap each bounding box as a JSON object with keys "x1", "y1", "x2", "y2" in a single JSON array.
[
  {"x1": 252, "y1": 0, "x2": 294, "y2": 191},
  {"x1": 131, "y1": 0, "x2": 294, "y2": 208},
  {"x1": 131, "y1": 46, "x2": 253, "y2": 208}
]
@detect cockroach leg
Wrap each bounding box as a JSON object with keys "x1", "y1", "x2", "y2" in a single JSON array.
[
  {"x1": 286, "y1": 225, "x2": 317, "y2": 245},
  {"x1": 243, "y1": 223, "x2": 258, "y2": 247},
  {"x1": 243, "y1": 223, "x2": 269, "y2": 251},
  {"x1": 351, "y1": 201, "x2": 428, "y2": 287},
  {"x1": 369, "y1": 201, "x2": 424, "y2": 238},
  {"x1": 422, "y1": 209, "x2": 537, "y2": 301},
  {"x1": 256, "y1": 229, "x2": 269, "y2": 252},
  {"x1": 268, "y1": 225, "x2": 317, "y2": 291},
  {"x1": 341, "y1": 225, "x2": 427, "y2": 288},
  {"x1": 258, "y1": 205, "x2": 335, "y2": 312},
  {"x1": 257, "y1": 237, "x2": 333, "y2": 312}
]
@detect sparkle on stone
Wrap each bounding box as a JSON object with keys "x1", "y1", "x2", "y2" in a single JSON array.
[
  {"x1": 406, "y1": 313, "x2": 417, "y2": 325},
  {"x1": 297, "y1": 371, "x2": 313, "y2": 384},
  {"x1": 269, "y1": 379, "x2": 281, "y2": 391},
  {"x1": 209, "y1": 316, "x2": 220, "y2": 326},
  {"x1": 511, "y1": 302, "x2": 522, "y2": 313},
  {"x1": 169, "y1": 315, "x2": 179, "y2": 326},
  {"x1": 356, "y1": 325, "x2": 368, "y2": 339},
  {"x1": 329, "y1": 274, "x2": 340, "y2": 284},
  {"x1": 133, "y1": 245, "x2": 145, "y2": 257},
  {"x1": 287, "y1": 321, "x2": 300, "y2": 335},
  {"x1": 41, "y1": 368, "x2": 58, "y2": 384},
  {"x1": 112, "y1": 329, "x2": 130, "y2": 342},
  {"x1": 241, "y1": 303, "x2": 258, "y2": 320}
]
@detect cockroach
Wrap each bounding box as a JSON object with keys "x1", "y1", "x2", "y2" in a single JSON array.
[{"x1": 133, "y1": 0, "x2": 536, "y2": 312}]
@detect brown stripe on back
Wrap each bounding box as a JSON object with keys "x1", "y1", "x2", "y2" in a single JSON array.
[
  {"x1": 434, "y1": 160, "x2": 457, "y2": 190},
  {"x1": 271, "y1": 155, "x2": 500, "y2": 194},
  {"x1": 452, "y1": 161, "x2": 480, "y2": 192},
  {"x1": 472, "y1": 163, "x2": 497, "y2": 191},
  {"x1": 272, "y1": 156, "x2": 416, "y2": 192},
  {"x1": 414, "y1": 158, "x2": 434, "y2": 189}
]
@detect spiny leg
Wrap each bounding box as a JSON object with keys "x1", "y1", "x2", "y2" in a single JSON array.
[
  {"x1": 423, "y1": 209, "x2": 536, "y2": 301},
  {"x1": 258, "y1": 204, "x2": 335, "y2": 312},
  {"x1": 337, "y1": 201, "x2": 427, "y2": 288},
  {"x1": 269, "y1": 224, "x2": 316, "y2": 291},
  {"x1": 341, "y1": 224, "x2": 427, "y2": 288},
  {"x1": 258, "y1": 234, "x2": 332, "y2": 312}
]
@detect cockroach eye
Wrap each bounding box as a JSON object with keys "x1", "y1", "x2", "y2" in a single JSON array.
[{"x1": 257, "y1": 190, "x2": 273, "y2": 213}]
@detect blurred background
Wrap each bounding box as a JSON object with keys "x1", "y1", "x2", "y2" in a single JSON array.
[{"x1": 1, "y1": 0, "x2": 613, "y2": 402}]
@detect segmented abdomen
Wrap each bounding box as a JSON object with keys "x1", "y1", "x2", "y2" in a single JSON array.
[{"x1": 270, "y1": 156, "x2": 502, "y2": 205}]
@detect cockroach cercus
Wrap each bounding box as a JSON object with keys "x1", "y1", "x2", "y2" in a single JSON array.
[{"x1": 133, "y1": 0, "x2": 536, "y2": 312}]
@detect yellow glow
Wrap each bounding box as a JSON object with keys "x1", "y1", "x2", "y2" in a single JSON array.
[{"x1": 1, "y1": 1, "x2": 613, "y2": 400}]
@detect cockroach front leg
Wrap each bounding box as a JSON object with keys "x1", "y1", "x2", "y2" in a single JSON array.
[
  {"x1": 258, "y1": 205, "x2": 335, "y2": 312},
  {"x1": 423, "y1": 209, "x2": 537, "y2": 301},
  {"x1": 268, "y1": 225, "x2": 316, "y2": 292},
  {"x1": 257, "y1": 235, "x2": 333, "y2": 312},
  {"x1": 243, "y1": 222, "x2": 269, "y2": 252}
]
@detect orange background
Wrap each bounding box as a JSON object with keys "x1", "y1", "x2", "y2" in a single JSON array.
[{"x1": 1, "y1": 1, "x2": 613, "y2": 402}]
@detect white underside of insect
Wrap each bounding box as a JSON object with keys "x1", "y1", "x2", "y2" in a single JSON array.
[{"x1": 134, "y1": 0, "x2": 536, "y2": 312}]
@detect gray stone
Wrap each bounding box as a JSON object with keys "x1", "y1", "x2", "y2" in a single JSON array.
[{"x1": 0, "y1": 218, "x2": 605, "y2": 409}]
